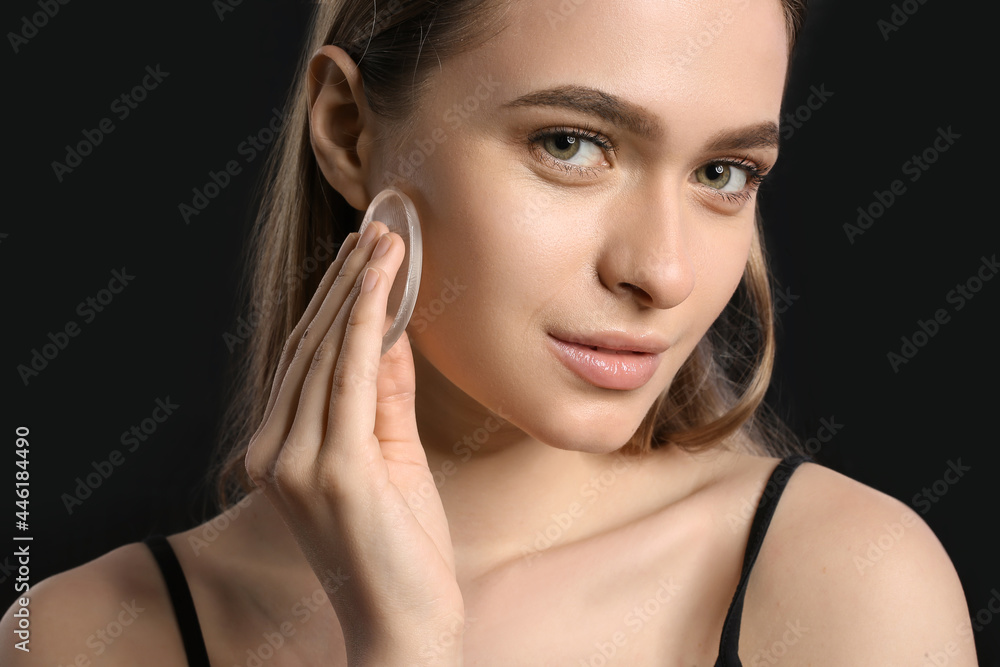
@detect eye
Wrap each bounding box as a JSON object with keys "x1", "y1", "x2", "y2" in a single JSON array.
[
  {"x1": 696, "y1": 164, "x2": 747, "y2": 191},
  {"x1": 694, "y1": 158, "x2": 769, "y2": 204},
  {"x1": 527, "y1": 126, "x2": 614, "y2": 178}
]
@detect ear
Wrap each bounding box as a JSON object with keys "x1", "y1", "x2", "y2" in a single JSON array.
[{"x1": 306, "y1": 45, "x2": 377, "y2": 213}]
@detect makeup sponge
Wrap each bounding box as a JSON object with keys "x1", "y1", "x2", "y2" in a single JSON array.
[{"x1": 357, "y1": 186, "x2": 423, "y2": 356}]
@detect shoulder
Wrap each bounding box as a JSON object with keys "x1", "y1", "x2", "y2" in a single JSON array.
[
  {"x1": 0, "y1": 539, "x2": 189, "y2": 666},
  {"x1": 741, "y1": 460, "x2": 978, "y2": 665}
]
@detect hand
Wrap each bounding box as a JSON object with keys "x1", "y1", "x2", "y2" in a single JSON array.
[{"x1": 244, "y1": 223, "x2": 464, "y2": 665}]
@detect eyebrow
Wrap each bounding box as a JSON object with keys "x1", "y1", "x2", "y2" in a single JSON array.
[
  {"x1": 705, "y1": 121, "x2": 780, "y2": 152},
  {"x1": 499, "y1": 84, "x2": 779, "y2": 152},
  {"x1": 500, "y1": 85, "x2": 665, "y2": 140}
]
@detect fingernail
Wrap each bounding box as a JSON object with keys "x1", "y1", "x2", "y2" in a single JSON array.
[
  {"x1": 358, "y1": 225, "x2": 378, "y2": 248},
  {"x1": 371, "y1": 234, "x2": 391, "y2": 259}
]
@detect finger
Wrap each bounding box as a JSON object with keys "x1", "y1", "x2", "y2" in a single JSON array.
[
  {"x1": 289, "y1": 232, "x2": 404, "y2": 471},
  {"x1": 317, "y1": 238, "x2": 404, "y2": 490},
  {"x1": 372, "y1": 330, "x2": 426, "y2": 468},
  {"x1": 265, "y1": 222, "x2": 390, "y2": 429},
  {"x1": 246, "y1": 224, "x2": 387, "y2": 485},
  {"x1": 256, "y1": 230, "x2": 359, "y2": 431}
]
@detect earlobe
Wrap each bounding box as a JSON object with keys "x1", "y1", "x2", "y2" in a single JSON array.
[{"x1": 306, "y1": 44, "x2": 373, "y2": 212}]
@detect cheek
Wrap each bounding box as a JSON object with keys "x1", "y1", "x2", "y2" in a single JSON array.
[
  {"x1": 411, "y1": 143, "x2": 567, "y2": 326},
  {"x1": 404, "y1": 145, "x2": 532, "y2": 360},
  {"x1": 662, "y1": 218, "x2": 755, "y2": 365},
  {"x1": 692, "y1": 209, "x2": 756, "y2": 299}
]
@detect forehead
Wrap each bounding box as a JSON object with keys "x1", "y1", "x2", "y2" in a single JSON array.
[{"x1": 432, "y1": 0, "x2": 789, "y2": 138}]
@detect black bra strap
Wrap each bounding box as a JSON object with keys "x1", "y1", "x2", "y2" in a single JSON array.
[
  {"x1": 716, "y1": 455, "x2": 810, "y2": 665},
  {"x1": 143, "y1": 534, "x2": 212, "y2": 667}
]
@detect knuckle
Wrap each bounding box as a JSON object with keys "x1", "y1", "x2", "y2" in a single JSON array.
[
  {"x1": 270, "y1": 453, "x2": 306, "y2": 493},
  {"x1": 331, "y1": 356, "x2": 376, "y2": 393},
  {"x1": 266, "y1": 448, "x2": 312, "y2": 495},
  {"x1": 310, "y1": 339, "x2": 330, "y2": 371},
  {"x1": 330, "y1": 364, "x2": 354, "y2": 392},
  {"x1": 312, "y1": 458, "x2": 351, "y2": 499},
  {"x1": 245, "y1": 432, "x2": 311, "y2": 491},
  {"x1": 244, "y1": 449, "x2": 272, "y2": 488},
  {"x1": 294, "y1": 326, "x2": 313, "y2": 357},
  {"x1": 280, "y1": 430, "x2": 311, "y2": 458},
  {"x1": 358, "y1": 356, "x2": 379, "y2": 385}
]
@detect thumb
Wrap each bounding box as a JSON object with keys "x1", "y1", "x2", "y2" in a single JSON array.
[{"x1": 374, "y1": 330, "x2": 424, "y2": 464}]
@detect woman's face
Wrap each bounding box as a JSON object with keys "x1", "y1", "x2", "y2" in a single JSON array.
[{"x1": 367, "y1": 0, "x2": 789, "y2": 453}]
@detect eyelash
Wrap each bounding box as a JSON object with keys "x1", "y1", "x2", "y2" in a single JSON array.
[
  {"x1": 709, "y1": 156, "x2": 771, "y2": 205},
  {"x1": 526, "y1": 126, "x2": 771, "y2": 204},
  {"x1": 527, "y1": 125, "x2": 614, "y2": 178}
]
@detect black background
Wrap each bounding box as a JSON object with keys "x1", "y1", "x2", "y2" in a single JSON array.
[{"x1": 4, "y1": 0, "x2": 996, "y2": 662}]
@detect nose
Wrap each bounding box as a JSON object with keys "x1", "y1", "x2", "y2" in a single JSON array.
[{"x1": 596, "y1": 190, "x2": 696, "y2": 310}]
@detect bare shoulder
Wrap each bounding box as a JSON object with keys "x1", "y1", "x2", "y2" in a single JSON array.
[
  {"x1": 0, "y1": 540, "x2": 188, "y2": 666},
  {"x1": 740, "y1": 460, "x2": 978, "y2": 666}
]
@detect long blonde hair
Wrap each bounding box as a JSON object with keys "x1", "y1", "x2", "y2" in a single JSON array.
[{"x1": 208, "y1": 0, "x2": 809, "y2": 511}]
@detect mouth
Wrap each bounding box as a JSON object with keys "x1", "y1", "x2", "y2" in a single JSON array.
[
  {"x1": 577, "y1": 344, "x2": 645, "y2": 354},
  {"x1": 548, "y1": 329, "x2": 670, "y2": 355},
  {"x1": 547, "y1": 334, "x2": 663, "y2": 390}
]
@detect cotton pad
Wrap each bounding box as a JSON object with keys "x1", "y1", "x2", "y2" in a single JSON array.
[{"x1": 357, "y1": 186, "x2": 423, "y2": 356}]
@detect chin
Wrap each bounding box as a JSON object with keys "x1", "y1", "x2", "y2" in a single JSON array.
[
  {"x1": 524, "y1": 371, "x2": 678, "y2": 457},
  {"x1": 509, "y1": 397, "x2": 651, "y2": 456}
]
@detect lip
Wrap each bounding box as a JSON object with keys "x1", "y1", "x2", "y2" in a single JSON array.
[
  {"x1": 547, "y1": 333, "x2": 664, "y2": 390},
  {"x1": 549, "y1": 330, "x2": 670, "y2": 354}
]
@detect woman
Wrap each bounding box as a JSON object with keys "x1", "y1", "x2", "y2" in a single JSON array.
[{"x1": 2, "y1": 0, "x2": 978, "y2": 664}]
